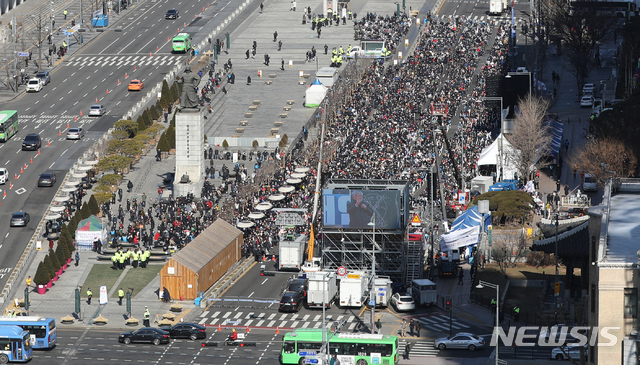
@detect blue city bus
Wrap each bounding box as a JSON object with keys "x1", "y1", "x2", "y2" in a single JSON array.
[
  {"x1": 0, "y1": 325, "x2": 33, "y2": 363},
  {"x1": 0, "y1": 317, "x2": 56, "y2": 349}
]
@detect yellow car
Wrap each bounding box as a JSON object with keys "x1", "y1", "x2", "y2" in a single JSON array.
[{"x1": 128, "y1": 79, "x2": 144, "y2": 91}]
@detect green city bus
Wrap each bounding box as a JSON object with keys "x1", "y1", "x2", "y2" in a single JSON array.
[
  {"x1": 0, "y1": 110, "x2": 19, "y2": 142},
  {"x1": 281, "y1": 328, "x2": 399, "y2": 365},
  {"x1": 172, "y1": 33, "x2": 192, "y2": 53}
]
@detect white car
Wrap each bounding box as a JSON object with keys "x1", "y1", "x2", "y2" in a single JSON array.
[
  {"x1": 0, "y1": 167, "x2": 7, "y2": 184},
  {"x1": 389, "y1": 293, "x2": 415, "y2": 311},
  {"x1": 344, "y1": 46, "x2": 366, "y2": 59},
  {"x1": 66, "y1": 127, "x2": 86, "y2": 140},
  {"x1": 551, "y1": 345, "x2": 587, "y2": 361},
  {"x1": 582, "y1": 83, "x2": 595, "y2": 95},
  {"x1": 583, "y1": 174, "x2": 598, "y2": 192},
  {"x1": 580, "y1": 96, "x2": 594, "y2": 107},
  {"x1": 26, "y1": 78, "x2": 43, "y2": 92},
  {"x1": 89, "y1": 104, "x2": 106, "y2": 116}
]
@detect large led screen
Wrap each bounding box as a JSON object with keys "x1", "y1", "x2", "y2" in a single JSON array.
[{"x1": 322, "y1": 189, "x2": 402, "y2": 229}]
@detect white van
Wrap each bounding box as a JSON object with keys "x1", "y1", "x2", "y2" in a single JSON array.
[
  {"x1": 315, "y1": 67, "x2": 338, "y2": 87},
  {"x1": 583, "y1": 174, "x2": 597, "y2": 192},
  {"x1": 0, "y1": 167, "x2": 6, "y2": 184}
]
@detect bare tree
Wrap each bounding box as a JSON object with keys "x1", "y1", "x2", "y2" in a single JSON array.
[
  {"x1": 547, "y1": 0, "x2": 615, "y2": 93},
  {"x1": 505, "y1": 95, "x2": 552, "y2": 181},
  {"x1": 25, "y1": 13, "x2": 47, "y2": 71},
  {"x1": 568, "y1": 138, "x2": 637, "y2": 185},
  {"x1": 491, "y1": 230, "x2": 529, "y2": 274}
]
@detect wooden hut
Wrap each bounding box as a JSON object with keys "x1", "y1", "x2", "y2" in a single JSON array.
[{"x1": 160, "y1": 219, "x2": 243, "y2": 300}]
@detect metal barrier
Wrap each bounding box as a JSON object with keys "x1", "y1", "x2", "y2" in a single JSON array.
[{"x1": 205, "y1": 296, "x2": 279, "y2": 309}]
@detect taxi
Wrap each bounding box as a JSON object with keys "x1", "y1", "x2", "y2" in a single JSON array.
[{"x1": 128, "y1": 79, "x2": 144, "y2": 91}]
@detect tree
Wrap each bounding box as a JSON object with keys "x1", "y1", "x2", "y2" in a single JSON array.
[
  {"x1": 590, "y1": 96, "x2": 640, "y2": 163},
  {"x1": 113, "y1": 120, "x2": 138, "y2": 138},
  {"x1": 165, "y1": 124, "x2": 176, "y2": 149},
  {"x1": 491, "y1": 230, "x2": 529, "y2": 274},
  {"x1": 88, "y1": 194, "x2": 100, "y2": 215},
  {"x1": 33, "y1": 261, "x2": 51, "y2": 286},
  {"x1": 80, "y1": 202, "x2": 92, "y2": 220},
  {"x1": 505, "y1": 96, "x2": 552, "y2": 181},
  {"x1": 252, "y1": 140, "x2": 259, "y2": 149},
  {"x1": 568, "y1": 138, "x2": 637, "y2": 186},
  {"x1": 46, "y1": 250, "x2": 61, "y2": 273},
  {"x1": 67, "y1": 215, "x2": 79, "y2": 238},
  {"x1": 25, "y1": 14, "x2": 47, "y2": 72},
  {"x1": 142, "y1": 109, "x2": 153, "y2": 128},
  {"x1": 547, "y1": 0, "x2": 615, "y2": 92},
  {"x1": 162, "y1": 79, "x2": 173, "y2": 104},
  {"x1": 136, "y1": 115, "x2": 146, "y2": 133},
  {"x1": 149, "y1": 104, "x2": 160, "y2": 121},
  {"x1": 98, "y1": 174, "x2": 123, "y2": 187},
  {"x1": 222, "y1": 139, "x2": 229, "y2": 149},
  {"x1": 97, "y1": 155, "x2": 133, "y2": 174},
  {"x1": 157, "y1": 133, "x2": 171, "y2": 152},
  {"x1": 170, "y1": 83, "x2": 179, "y2": 101},
  {"x1": 56, "y1": 242, "x2": 69, "y2": 265}
]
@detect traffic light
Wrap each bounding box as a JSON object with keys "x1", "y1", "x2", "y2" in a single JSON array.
[{"x1": 445, "y1": 300, "x2": 451, "y2": 311}]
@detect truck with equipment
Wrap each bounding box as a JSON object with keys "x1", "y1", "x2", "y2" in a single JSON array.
[
  {"x1": 307, "y1": 272, "x2": 338, "y2": 309},
  {"x1": 278, "y1": 234, "x2": 307, "y2": 271}
]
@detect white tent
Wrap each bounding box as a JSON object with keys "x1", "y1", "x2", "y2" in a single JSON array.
[
  {"x1": 305, "y1": 79, "x2": 328, "y2": 108},
  {"x1": 477, "y1": 133, "x2": 520, "y2": 180}
]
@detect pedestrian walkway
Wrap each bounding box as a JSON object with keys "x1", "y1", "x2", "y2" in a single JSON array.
[
  {"x1": 399, "y1": 339, "x2": 438, "y2": 357},
  {"x1": 64, "y1": 54, "x2": 183, "y2": 68}
]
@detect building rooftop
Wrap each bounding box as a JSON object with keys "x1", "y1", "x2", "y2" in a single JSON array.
[{"x1": 603, "y1": 192, "x2": 640, "y2": 263}]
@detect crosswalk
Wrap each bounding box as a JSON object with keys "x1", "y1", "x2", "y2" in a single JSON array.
[
  {"x1": 400, "y1": 339, "x2": 439, "y2": 357},
  {"x1": 416, "y1": 314, "x2": 470, "y2": 332},
  {"x1": 432, "y1": 14, "x2": 511, "y2": 21},
  {"x1": 198, "y1": 310, "x2": 362, "y2": 331},
  {"x1": 64, "y1": 55, "x2": 183, "y2": 68}
]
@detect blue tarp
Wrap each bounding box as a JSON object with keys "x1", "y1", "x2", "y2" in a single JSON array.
[{"x1": 450, "y1": 205, "x2": 492, "y2": 231}]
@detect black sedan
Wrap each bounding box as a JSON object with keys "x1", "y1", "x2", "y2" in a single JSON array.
[
  {"x1": 165, "y1": 9, "x2": 179, "y2": 19},
  {"x1": 118, "y1": 328, "x2": 170, "y2": 345},
  {"x1": 279, "y1": 291, "x2": 304, "y2": 312},
  {"x1": 37, "y1": 173, "x2": 57, "y2": 187},
  {"x1": 10, "y1": 212, "x2": 30, "y2": 227},
  {"x1": 161, "y1": 323, "x2": 207, "y2": 340}
]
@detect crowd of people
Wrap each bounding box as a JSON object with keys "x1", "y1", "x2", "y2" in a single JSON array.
[{"x1": 98, "y1": 15, "x2": 513, "y2": 263}]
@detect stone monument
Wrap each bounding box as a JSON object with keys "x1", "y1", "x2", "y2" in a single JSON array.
[{"x1": 173, "y1": 68, "x2": 205, "y2": 198}]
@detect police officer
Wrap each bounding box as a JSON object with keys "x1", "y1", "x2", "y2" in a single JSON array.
[
  {"x1": 118, "y1": 288, "x2": 125, "y2": 306},
  {"x1": 63, "y1": 9, "x2": 68, "y2": 19},
  {"x1": 143, "y1": 306, "x2": 151, "y2": 327},
  {"x1": 118, "y1": 251, "x2": 126, "y2": 269},
  {"x1": 86, "y1": 288, "x2": 93, "y2": 305},
  {"x1": 132, "y1": 250, "x2": 139, "y2": 268},
  {"x1": 111, "y1": 252, "x2": 118, "y2": 270}
]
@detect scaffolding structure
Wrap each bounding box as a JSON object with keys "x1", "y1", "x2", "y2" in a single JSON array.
[{"x1": 319, "y1": 179, "x2": 423, "y2": 284}]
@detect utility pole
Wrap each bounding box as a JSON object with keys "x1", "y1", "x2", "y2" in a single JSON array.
[{"x1": 13, "y1": 15, "x2": 18, "y2": 93}]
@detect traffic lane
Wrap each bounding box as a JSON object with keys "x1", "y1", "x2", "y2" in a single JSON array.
[
  {"x1": 192, "y1": 330, "x2": 283, "y2": 364},
  {"x1": 0, "y1": 181, "x2": 61, "y2": 290},
  {"x1": 222, "y1": 261, "x2": 290, "y2": 299}
]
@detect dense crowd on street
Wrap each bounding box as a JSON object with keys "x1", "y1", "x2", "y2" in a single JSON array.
[{"x1": 98, "y1": 15, "x2": 512, "y2": 260}]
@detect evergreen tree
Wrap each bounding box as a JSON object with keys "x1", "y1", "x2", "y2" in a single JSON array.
[
  {"x1": 162, "y1": 79, "x2": 172, "y2": 103},
  {"x1": 136, "y1": 115, "x2": 146, "y2": 133},
  {"x1": 34, "y1": 261, "x2": 50, "y2": 285},
  {"x1": 55, "y1": 243, "x2": 68, "y2": 266},
  {"x1": 44, "y1": 255, "x2": 56, "y2": 279},
  {"x1": 80, "y1": 202, "x2": 91, "y2": 220},
  {"x1": 157, "y1": 133, "x2": 171, "y2": 152},
  {"x1": 88, "y1": 194, "x2": 100, "y2": 215},
  {"x1": 165, "y1": 125, "x2": 176, "y2": 149},
  {"x1": 48, "y1": 248, "x2": 61, "y2": 272},
  {"x1": 67, "y1": 214, "x2": 80, "y2": 238}
]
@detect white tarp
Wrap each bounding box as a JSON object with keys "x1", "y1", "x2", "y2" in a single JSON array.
[
  {"x1": 477, "y1": 133, "x2": 520, "y2": 180},
  {"x1": 439, "y1": 225, "x2": 480, "y2": 251},
  {"x1": 75, "y1": 228, "x2": 107, "y2": 246},
  {"x1": 305, "y1": 79, "x2": 328, "y2": 108}
]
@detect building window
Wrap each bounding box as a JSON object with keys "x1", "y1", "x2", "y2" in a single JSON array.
[
  {"x1": 624, "y1": 288, "x2": 637, "y2": 318},
  {"x1": 591, "y1": 284, "x2": 596, "y2": 313}
]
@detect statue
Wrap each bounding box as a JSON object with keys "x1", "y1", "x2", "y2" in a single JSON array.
[{"x1": 177, "y1": 67, "x2": 201, "y2": 109}]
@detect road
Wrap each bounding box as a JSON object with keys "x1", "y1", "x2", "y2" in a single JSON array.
[{"x1": 0, "y1": 0, "x2": 242, "y2": 291}]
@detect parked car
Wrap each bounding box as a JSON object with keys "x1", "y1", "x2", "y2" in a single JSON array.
[
  {"x1": 0, "y1": 167, "x2": 6, "y2": 184},
  {"x1": 288, "y1": 278, "x2": 308, "y2": 298},
  {"x1": 580, "y1": 96, "x2": 594, "y2": 107},
  {"x1": 551, "y1": 345, "x2": 587, "y2": 360},
  {"x1": 36, "y1": 70, "x2": 51, "y2": 85},
  {"x1": 128, "y1": 79, "x2": 144, "y2": 91},
  {"x1": 37, "y1": 172, "x2": 57, "y2": 187},
  {"x1": 10, "y1": 211, "x2": 30, "y2": 227},
  {"x1": 22, "y1": 133, "x2": 41, "y2": 151},
  {"x1": 89, "y1": 104, "x2": 106, "y2": 116},
  {"x1": 26, "y1": 78, "x2": 43, "y2": 92},
  {"x1": 165, "y1": 9, "x2": 179, "y2": 19},
  {"x1": 161, "y1": 323, "x2": 207, "y2": 340},
  {"x1": 582, "y1": 174, "x2": 598, "y2": 192},
  {"x1": 118, "y1": 328, "x2": 170, "y2": 345},
  {"x1": 279, "y1": 291, "x2": 304, "y2": 312},
  {"x1": 389, "y1": 293, "x2": 415, "y2": 311},
  {"x1": 582, "y1": 83, "x2": 595, "y2": 95},
  {"x1": 434, "y1": 333, "x2": 485, "y2": 351},
  {"x1": 66, "y1": 127, "x2": 85, "y2": 140}
]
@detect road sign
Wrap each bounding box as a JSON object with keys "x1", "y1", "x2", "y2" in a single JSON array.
[
  {"x1": 17, "y1": 52, "x2": 29, "y2": 57},
  {"x1": 410, "y1": 213, "x2": 421, "y2": 226},
  {"x1": 274, "y1": 212, "x2": 306, "y2": 226},
  {"x1": 299, "y1": 351, "x2": 317, "y2": 356},
  {"x1": 305, "y1": 360, "x2": 318, "y2": 364},
  {"x1": 378, "y1": 288, "x2": 387, "y2": 291},
  {"x1": 337, "y1": 266, "x2": 347, "y2": 276},
  {"x1": 347, "y1": 274, "x2": 360, "y2": 279},
  {"x1": 369, "y1": 298, "x2": 375, "y2": 306}
]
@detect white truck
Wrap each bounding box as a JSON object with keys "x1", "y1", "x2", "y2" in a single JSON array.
[
  {"x1": 278, "y1": 235, "x2": 307, "y2": 271},
  {"x1": 373, "y1": 276, "x2": 393, "y2": 307},
  {"x1": 26, "y1": 78, "x2": 43, "y2": 92},
  {"x1": 411, "y1": 279, "x2": 437, "y2": 306},
  {"x1": 489, "y1": 0, "x2": 508, "y2": 15},
  {"x1": 0, "y1": 167, "x2": 6, "y2": 184},
  {"x1": 339, "y1": 271, "x2": 369, "y2": 308},
  {"x1": 307, "y1": 271, "x2": 338, "y2": 309}
]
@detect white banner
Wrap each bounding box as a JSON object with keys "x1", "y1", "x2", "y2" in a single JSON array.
[
  {"x1": 99, "y1": 285, "x2": 108, "y2": 305},
  {"x1": 439, "y1": 225, "x2": 479, "y2": 252}
]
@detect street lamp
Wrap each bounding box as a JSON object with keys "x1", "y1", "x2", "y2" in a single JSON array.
[
  {"x1": 476, "y1": 280, "x2": 500, "y2": 365},
  {"x1": 368, "y1": 213, "x2": 377, "y2": 334}
]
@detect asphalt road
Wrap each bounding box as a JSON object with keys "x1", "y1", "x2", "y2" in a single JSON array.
[{"x1": 0, "y1": 0, "x2": 242, "y2": 292}]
